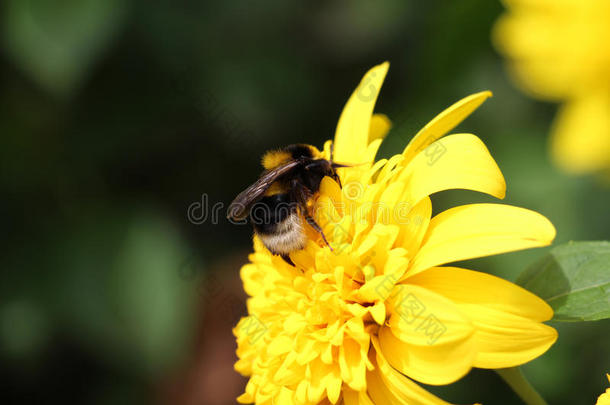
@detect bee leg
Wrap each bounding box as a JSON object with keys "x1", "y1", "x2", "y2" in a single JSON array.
[
  {"x1": 304, "y1": 214, "x2": 333, "y2": 251},
  {"x1": 290, "y1": 179, "x2": 334, "y2": 252},
  {"x1": 280, "y1": 254, "x2": 295, "y2": 266}
]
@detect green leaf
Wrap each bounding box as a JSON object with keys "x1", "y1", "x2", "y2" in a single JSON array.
[{"x1": 516, "y1": 241, "x2": 610, "y2": 322}]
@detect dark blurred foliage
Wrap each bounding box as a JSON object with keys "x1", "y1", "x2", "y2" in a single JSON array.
[{"x1": 1, "y1": 0, "x2": 608, "y2": 404}]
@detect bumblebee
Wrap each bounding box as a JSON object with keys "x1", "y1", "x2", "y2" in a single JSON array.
[{"x1": 227, "y1": 144, "x2": 344, "y2": 264}]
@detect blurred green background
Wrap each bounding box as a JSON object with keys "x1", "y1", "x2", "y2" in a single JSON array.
[{"x1": 1, "y1": 0, "x2": 608, "y2": 404}]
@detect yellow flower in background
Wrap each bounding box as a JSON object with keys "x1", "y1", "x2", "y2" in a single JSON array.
[
  {"x1": 597, "y1": 374, "x2": 610, "y2": 405},
  {"x1": 493, "y1": 0, "x2": 610, "y2": 175},
  {"x1": 233, "y1": 63, "x2": 558, "y2": 404}
]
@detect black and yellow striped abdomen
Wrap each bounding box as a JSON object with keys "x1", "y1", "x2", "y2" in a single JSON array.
[{"x1": 251, "y1": 193, "x2": 306, "y2": 255}]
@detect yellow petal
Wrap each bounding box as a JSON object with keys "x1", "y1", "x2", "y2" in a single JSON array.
[
  {"x1": 459, "y1": 303, "x2": 558, "y2": 369},
  {"x1": 343, "y1": 388, "x2": 376, "y2": 405},
  {"x1": 378, "y1": 325, "x2": 476, "y2": 385},
  {"x1": 369, "y1": 113, "x2": 392, "y2": 142},
  {"x1": 369, "y1": 300, "x2": 386, "y2": 324},
  {"x1": 308, "y1": 361, "x2": 332, "y2": 402},
  {"x1": 397, "y1": 134, "x2": 506, "y2": 209},
  {"x1": 319, "y1": 176, "x2": 344, "y2": 207},
  {"x1": 375, "y1": 181, "x2": 408, "y2": 225},
  {"x1": 370, "y1": 338, "x2": 457, "y2": 405},
  {"x1": 358, "y1": 268, "x2": 402, "y2": 304},
  {"x1": 339, "y1": 338, "x2": 368, "y2": 391},
  {"x1": 387, "y1": 284, "x2": 475, "y2": 346},
  {"x1": 277, "y1": 387, "x2": 296, "y2": 405},
  {"x1": 326, "y1": 370, "x2": 343, "y2": 404},
  {"x1": 360, "y1": 157, "x2": 390, "y2": 187},
  {"x1": 376, "y1": 154, "x2": 404, "y2": 185},
  {"x1": 237, "y1": 381, "x2": 255, "y2": 404},
  {"x1": 407, "y1": 267, "x2": 554, "y2": 322},
  {"x1": 363, "y1": 138, "x2": 385, "y2": 170},
  {"x1": 366, "y1": 361, "x2": 404, "y2": 405},
  {"x1": 401, "y1": 91, "x2": 492, "y2": 164},
  {"x1": 395, "y1": 197, "x2": 432, "y2": 260},
  {"x1": 410, "y1": 204, "x2": 556, "y2": 276},
  {"x1": 236, "y1": 393, "x2": 252, "y2": 404},
  {"x1": 334, "y1": 62, "x2": 390, "y2": 165}
]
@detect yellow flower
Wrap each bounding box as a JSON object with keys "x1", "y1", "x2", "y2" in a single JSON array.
[
  {"x1": 233, "y1": 62, "x2": 557, "y2": 404},
  {"x1": 598, "y1": 374, "x2": 610, "y2": 405},
  {"x1": 493, "y1": 0, "x2": 610, "y2": 175}
]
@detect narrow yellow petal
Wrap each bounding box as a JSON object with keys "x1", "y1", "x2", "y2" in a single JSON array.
[
  {"x1": 459, "y1": 304, "x2": 558, "y2": 369},
  {"x1": 308, "y1": 361, "x2": 332, "y2": 402},
  {"x1": 397, "y1": 134, "x2": 506, "y2": 208},
  {"x1": 378, "y1": 325, "x2": 476, "y2": 385},
  {"x1": 363, "y1": 138, "x2": 385, "y2": 174},
  {"x1": 334, "y1": 62, "x2": 390, "y2": 165},
  {"x1": 375, "y1": 154, "x2": 404, "y2": 185},
  {"x1": 366, "y1": 360, "x2": 403, "y2": 405},
  {"x1": 339, "y1": 338, "x2": 368, "y2": 391},
  {"x1": 369, "y1": 113, "x2": 392, "y2": 142},
  {"x1": 343, "y1": 388, "x2": 376, "y2": 405},
  {"x1": 237, "y1": 391, "x2": 254, "y2": 404},
  {"x1": 319, "y1": 176, "x2": 343, "y2": 207},
  {"x1": 369, "y1": 300, "x2": 386, "y2": 325},
  {"x1": 326, "y1": 370, "x2": 343, "y2": 403},
  {"x1": 370, "y1": 338, "x2": 458, "y2": 405},
  {"x1": 409, "y1": 204, "x2": 556, "y2": 276},
  {"x1": 375, "y1": 181, "x2": 407, "y2": 225},
  {"x1": 401, "y1": 91, "x2": 492, "y2": 164},
  {"x1": 277, "y1": 386, "x2": 296, "y2": 404},
  {"x1": 407, "y1": 267, "x2": 554, "y2": 322},
  {"x1": 395, "y1": 197, "x2": 432, "y2": 260},
  {"x1": 268, "y1": 335, "x2": 294, "y2": 356}
]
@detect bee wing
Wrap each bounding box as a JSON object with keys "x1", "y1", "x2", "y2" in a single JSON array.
[{"x1": 227, "y1": 160, "x2": 301, "y2": 220}]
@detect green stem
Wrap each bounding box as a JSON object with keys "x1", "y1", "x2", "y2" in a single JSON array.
[{"x1": 495, "y1": 367, "x2": 548, "y2": 405}]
